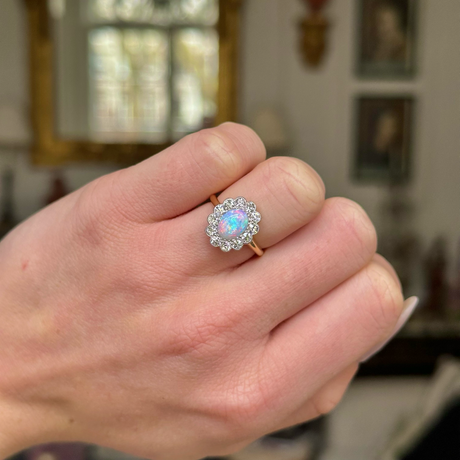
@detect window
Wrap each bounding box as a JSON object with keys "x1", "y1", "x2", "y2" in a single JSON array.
[{"x1": 88, "y1": 0, "x2": 219, "y2": 143}]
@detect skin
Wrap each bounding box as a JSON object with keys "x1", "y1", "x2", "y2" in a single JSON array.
[{"x1": 0, "y1": 123, "x2": 404, "y2": 460}]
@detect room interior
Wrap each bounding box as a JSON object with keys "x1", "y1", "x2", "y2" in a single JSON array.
[{"x1": 1, "y1": 0, "x2": 460, "y2": 459}]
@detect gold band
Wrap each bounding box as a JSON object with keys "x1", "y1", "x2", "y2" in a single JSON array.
[{"x1": 210, "y1": 195, "x2": 264, "y2": 257}]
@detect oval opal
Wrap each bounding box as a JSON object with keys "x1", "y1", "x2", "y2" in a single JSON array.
[{"x1": 218, "y1": 209, "x2": 249, "y2": 239}]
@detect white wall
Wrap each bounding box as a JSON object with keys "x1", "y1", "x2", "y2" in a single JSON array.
[
  {"x1": 240, "y1": 0, "x2": 460, "y2": 263},
  {"x1": 0, "y1": 0, "x2": 117, "y2": 220}
]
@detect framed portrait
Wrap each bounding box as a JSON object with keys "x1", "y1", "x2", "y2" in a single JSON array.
[
  {"x1": 357, "y1": 0, "x2": 417, "y2": 78},
  {"x1": 353, "y1": 96, "x2": 414, "y2": 183}
]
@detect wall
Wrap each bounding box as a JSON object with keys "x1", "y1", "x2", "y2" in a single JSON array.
[
  {"x1": 1, "y1": 0, "x2": 459, "y2": 252},
  {"x1": 240, "y1": 0, "x2": 460, "y2": 268},
  {"x1": 0, "y1": 0, "x2": 117, "y2": 221}
]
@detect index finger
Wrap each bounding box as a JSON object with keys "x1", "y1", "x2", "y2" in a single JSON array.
[{"x1": 110, "y1": 123, "x2": 266, "y2": 222}]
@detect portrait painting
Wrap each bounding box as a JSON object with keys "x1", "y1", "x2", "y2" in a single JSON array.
[
  {"x1": 354, "y1": 96, "x2": 414, "y2": 183},
  {"x1": 357, "y1": 0, "x2": 416, "y2": 78}
]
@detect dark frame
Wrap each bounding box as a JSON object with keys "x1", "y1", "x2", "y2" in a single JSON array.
[
  {"x1": 359, "y1": 337, "x2": 460, "y2": 376},
  {"x1": 356, "y1": 0, "x2": 417, "y2": 79},
  {"x1": 352, "y1": 95, "x2": 415, "y2": 184}
]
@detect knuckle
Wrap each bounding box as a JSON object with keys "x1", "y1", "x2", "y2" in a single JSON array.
[
  {"x1": 71, "y1": 184, "x2": 107, "y2": 248},
  {"x1": 219, "y1": 122, "x2": 266, "y2": 160},
  {"x1": 310, "y1": 390, "x2": 344, "y2": 417},
  {"x1": 206, "y1": 365, "x2": 275, "y2": 444},
  {"x1": 172, "y1": 319, "x2": 221, "y2": 357},
  {"x1": 328, "y1": 197, "x2": 378, "y2": 260},
  {"x1": 219, "y1": 386, "x2": 270, "y2": 442},
  {"x1": 209, "y1": 440, "x2": 251, "y2": 458},
  {"x1": 167, "y1": 308, "x2": 233, "y2": 358},
  {"x1": 265, "y1": 157, "x2": 325, "y2": 221},
  {"x1": 71, "y1": 174, "x2": 128, "y2": 247},
  {"x1": 103, "y1": 169, "x2": 147, "y2": 222},
  {"x1": 192, "y1": 127, "x2": 245, "y2": 180},
  {"x1": 363, "y1": 262, "x2": 404, "y2": 338},
  {"x1": 164, "y1": 296, "x2": 258, "y2": 360}
]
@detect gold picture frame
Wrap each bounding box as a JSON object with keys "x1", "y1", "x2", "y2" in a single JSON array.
[{"x1": 25, "y1": 0, "x2": 242, "y2": 165}]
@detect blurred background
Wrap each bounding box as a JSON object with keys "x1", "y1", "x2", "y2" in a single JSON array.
[{"x1": 1, "y1": 0, "x2": 460, "y2": 459}]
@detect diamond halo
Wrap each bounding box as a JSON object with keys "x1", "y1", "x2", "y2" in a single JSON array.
[{"x1": 206, "y1": 196, "x2": 261, "y2": 252}]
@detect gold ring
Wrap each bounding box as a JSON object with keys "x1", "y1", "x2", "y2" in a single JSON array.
[{"x1": 206, "y1": 195, "x2": 263, "y2": 257}]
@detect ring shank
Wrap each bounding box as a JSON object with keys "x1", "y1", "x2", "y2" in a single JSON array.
[{"x1": 210, "y1": 194, "x2": 264, "y2": 257}]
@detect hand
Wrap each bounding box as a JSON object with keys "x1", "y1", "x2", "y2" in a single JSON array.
[{"x1": 0, "y1": 123, "x2": 405, "y2": 460}]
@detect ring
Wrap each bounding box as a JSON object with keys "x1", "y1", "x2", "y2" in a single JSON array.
[{"x1": 206, "y1": 195, "x2": 264, "y2": 256}]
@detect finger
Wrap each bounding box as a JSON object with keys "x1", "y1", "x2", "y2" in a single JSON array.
[
  {"x1": 276, "y1": 363, "x2": 358, "y2": 430},
  {"x1": 372, "y1": 253, "x2": 402, "y2": 290},
  {"x1": 175, "y1": 156, "x2": 325, "y2": 273},
  {"x1": 226, "y1": 197, "x2": 378, "y2": 332},
  {"x1": 108, "y1": 123, "x2": 266, "y2": 222},
  {"x1": 218, "y1": 156, "x2": 326, "y2": 250},
  {"x1": 258, "y1": 260, "x2": 404, "y2": 421}
]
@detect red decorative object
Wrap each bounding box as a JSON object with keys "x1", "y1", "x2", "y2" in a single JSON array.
[
  {"x1": 45, "y1": 171, "x2": 68, "y2": 205},
  {"x1": 299, "y1": 0, "x2": 331, "y2": 67}
]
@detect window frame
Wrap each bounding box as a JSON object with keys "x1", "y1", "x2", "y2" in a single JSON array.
[{"x1": 25, "y1": 0, "x2": 242, "y2": 165}]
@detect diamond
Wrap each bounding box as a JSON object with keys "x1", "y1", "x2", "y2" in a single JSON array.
[
  {"x1": 231, "y1": 239, "x2": 243, "y2": 250},
  {"x1": 251, "y1": 212, "x2": 261, "y2": 223},
  {"x1": 210, "y1": 237, "x2": 221, "y2": 247},
  {"x1": 247, "y1": 202, "x2": 256, "y2": 212},
  {"x1": 207, "y1": 197, "x2": 261, "y2": 252},
  {"x1": 235, "y1": 196, "x2": 247, "y2": 208},
  {"x1": 223, "y1": 198, "x2": 234, "y2": 210},
  {"x1": 206, "y1": 226, "x2": 216, "y2": 237},
  {"x1": 220, "y1": 241, "x2": 231, "y2": 252},
  {"x1": 214, "y1": 204, "x2": 225, "y2": 216}
]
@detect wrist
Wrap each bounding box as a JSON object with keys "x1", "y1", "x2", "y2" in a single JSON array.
[
  {"x1": 0, "y1": 390, "x2": 66, "y2": 458},
  {"x1": 0, "y1": 270, "x2": 72, "y2": 457},
  {"x1": 0, "y1": 397, "x2": 32, "y2": 458}
]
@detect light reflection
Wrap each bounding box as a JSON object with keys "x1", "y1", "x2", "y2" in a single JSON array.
[
  {"x1": 91, "y1": 0, "x2": 117, "y2": 21},
  {"x1": 89, "y1": 0, "x2": 218, "y2": 25},
  {"x1": 173, "y1": 28, "x2": 218, "y2": 137},
  {"x1": 177, "y1": 0, "x2": 218, "y2": 24},
  {"x1": 89, "y1": 28, "x2": 170, "y2": 141},
  {"x1": 88, "y1": 0, "x2": 219, "y2": 142}
]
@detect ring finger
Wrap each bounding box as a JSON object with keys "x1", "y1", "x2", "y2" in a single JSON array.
[
  {"x1": 172, "y1": 156, "x2": 326, "y2": 273},
  {"x1": 276, "y1": 363, "x2": 358, "y2": 431}
]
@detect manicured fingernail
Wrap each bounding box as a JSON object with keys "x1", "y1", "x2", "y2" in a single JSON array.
[{"x1": 360, "y1": 296, "x2": 419, "y2": 363}]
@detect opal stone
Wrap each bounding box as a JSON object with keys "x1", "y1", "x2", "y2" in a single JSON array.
[{"x1": 218, "y1": 209, "x2": 249, "y2": 239}]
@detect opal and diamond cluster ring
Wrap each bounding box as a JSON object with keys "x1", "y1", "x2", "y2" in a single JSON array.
[{"x1": 206, "y1": 195, "x2": 264, "y2": 256}]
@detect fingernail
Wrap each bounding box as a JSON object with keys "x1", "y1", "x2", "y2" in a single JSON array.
[{"x1": 360, "y1": 296, "x2": 419, "y2": 363}]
